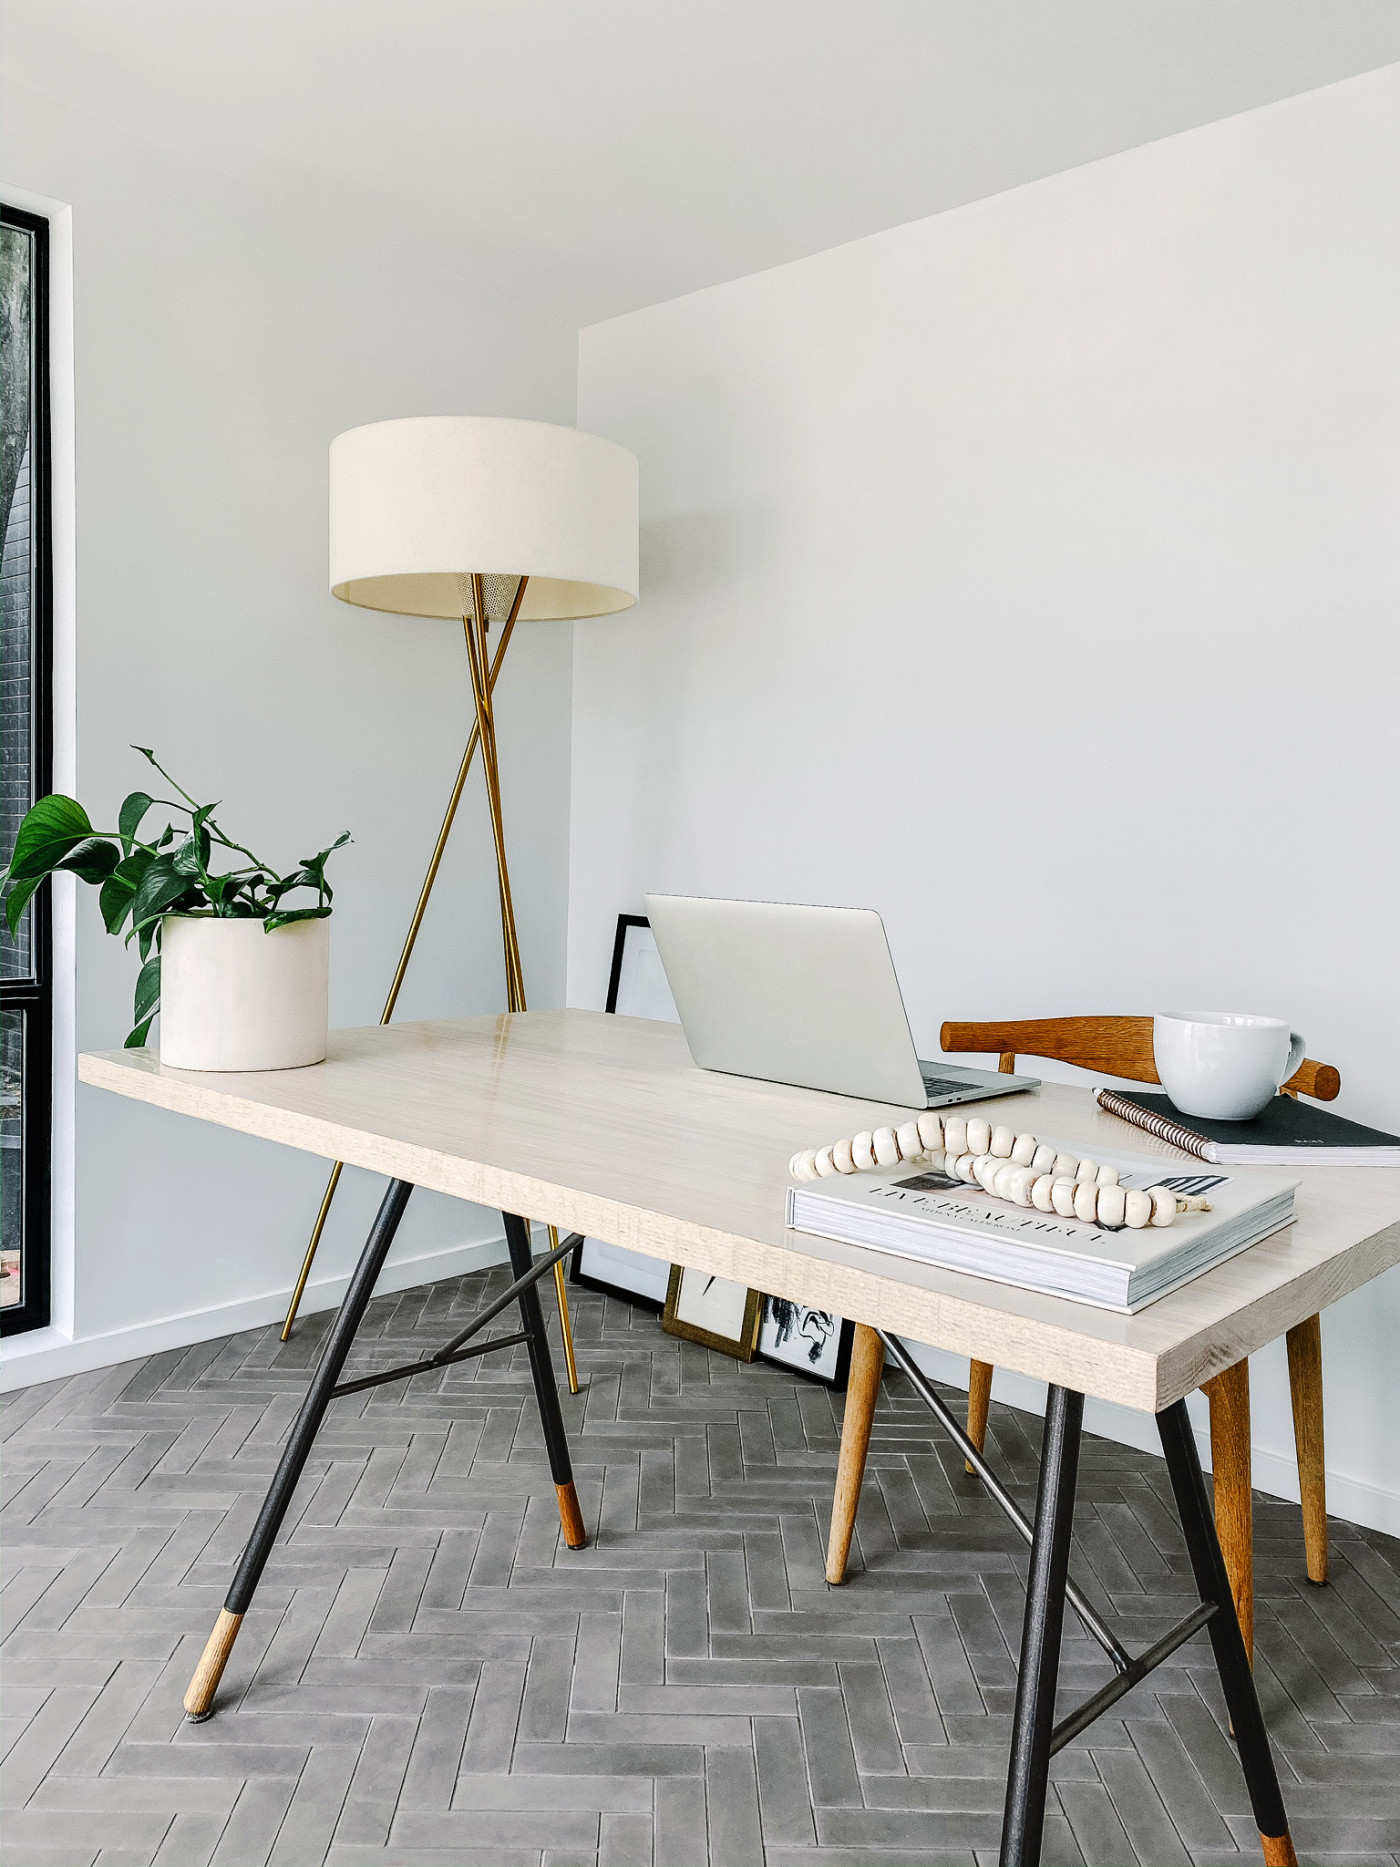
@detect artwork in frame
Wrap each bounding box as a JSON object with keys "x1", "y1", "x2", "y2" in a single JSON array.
[
  {"x1": 571, "y1": 914, "x2": 682, "y2": 1310},
  {"x1": 662, "y1": 1263, "x2": 763, "y2": 1362},
  {"x1": 757, "y1": 1298, "x2": 854, "y2": 1390}
]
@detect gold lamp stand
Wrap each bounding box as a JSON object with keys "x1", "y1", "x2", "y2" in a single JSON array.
[{"x1": 279, "y1": 571, "x2": 580, "y2": 1393}]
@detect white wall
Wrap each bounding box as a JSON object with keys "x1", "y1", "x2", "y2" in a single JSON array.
[
  {"x1": 573, "y1": 68, "x2": 1400, "y2": 1533},
  {"x1": 1, "y1": 83, "x2": 579, "y2": 1387}
]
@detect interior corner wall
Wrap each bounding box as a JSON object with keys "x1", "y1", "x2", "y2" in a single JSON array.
[
  {"x1": 0, "y1": 83, "x2": 579, "y2": 1388},
  {"x1": 571, "y1": 66, "x2": 1400, "y2": 1535}
]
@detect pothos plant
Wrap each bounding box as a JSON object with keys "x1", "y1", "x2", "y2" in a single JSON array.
[{"x1": 1, "y1": 748, "x2": 350, "y2": 1048}]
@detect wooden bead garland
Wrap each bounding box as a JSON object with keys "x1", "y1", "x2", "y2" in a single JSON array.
[{"x1": 788, "y1": 1112, "x2": 1211, "y2": 1231}]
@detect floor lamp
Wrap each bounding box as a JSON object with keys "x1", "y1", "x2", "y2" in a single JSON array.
[{"x1": 280, "y1": 417, "x2": 639, "y2": 1375}]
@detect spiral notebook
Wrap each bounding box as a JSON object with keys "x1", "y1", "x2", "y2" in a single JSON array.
[{"x1": 1097, "y1": 1089, "x2": 1400, "y2": 1167}]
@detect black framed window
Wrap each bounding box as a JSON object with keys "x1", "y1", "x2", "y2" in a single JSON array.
[{"x1": 1, "y1": 203, "x2": 52, "y2": 1335}]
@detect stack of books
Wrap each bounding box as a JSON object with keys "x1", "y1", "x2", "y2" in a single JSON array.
[{"x1": 786, "y1": 1139, "x2": 1296, "y2": 1313}]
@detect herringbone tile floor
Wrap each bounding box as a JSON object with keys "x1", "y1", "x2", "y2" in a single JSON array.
[{"x1": 3, "y1": 1262, "x2": 1399, "y2": 1867}]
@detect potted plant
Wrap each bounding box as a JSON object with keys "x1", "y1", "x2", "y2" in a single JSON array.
[{"x1": 1, "y1": 748, "x2": 350, "y2": 1071}]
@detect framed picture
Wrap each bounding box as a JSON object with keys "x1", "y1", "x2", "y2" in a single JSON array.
[
  {"x1": 757, "y1": 1298, "x2": 854, "y2": 1390},
  {"x1": 571, "y1": 914, "x2": 682, "y2": 1308},
  {"x1": 662, "y1": 1264, "x2": 764, "y2": 1361},
  {"x1": 604, "y1": 913, "x2": 680, "y2": 1022}
]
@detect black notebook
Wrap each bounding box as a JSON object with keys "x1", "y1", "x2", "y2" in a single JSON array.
[{"x1": 1097, "y1": 1088, "x2": 1400, "y2": 1167}]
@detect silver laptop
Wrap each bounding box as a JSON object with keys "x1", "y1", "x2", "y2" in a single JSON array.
[{"x1": 644, "y1": 894, "x2": 1038, "y2": 1110}]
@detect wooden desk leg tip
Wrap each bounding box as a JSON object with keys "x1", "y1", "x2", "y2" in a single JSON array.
[
  {"x1": 556, "y1": 1481, "x2": 587, "y2": 1549},
  {"x1": 826, "y1": 1324, "x2": 885, "y2": 1585},
  {"x1": 964, "y1": 1359, "x2": 993, "y2": 1476},
  {"x1": 1260, "y1": 1830, "x2": 1298, "y2": 1866},
  {"x1": 184, "y1": 1608, "x2": 243, "y2": 1721}
]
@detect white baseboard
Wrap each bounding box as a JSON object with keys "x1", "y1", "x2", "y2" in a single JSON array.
[
  {"x1": 0, "y1": 1232, "x2": 511, "y2": 1393},
  {"x1": 905, "y1": 1342, "x2": 1400, "y2": 1544}
]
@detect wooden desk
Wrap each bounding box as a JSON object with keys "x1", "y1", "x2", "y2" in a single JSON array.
[{"x1": 81, "y1": 1010, "x2": 1400, "y2": 1867}]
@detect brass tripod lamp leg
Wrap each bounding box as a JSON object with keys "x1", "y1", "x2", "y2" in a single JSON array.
[
  {"x1": 465, "y1": 578, "x2": 580, "y2": 1394},
  {"x1": 279, "y1": 589, "x2": 522, "y2": 1341}
]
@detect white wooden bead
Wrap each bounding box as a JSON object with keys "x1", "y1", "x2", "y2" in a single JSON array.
[
  {"x1": 1051, "y1": 1179, "x2": 1078, "y2": 1217},
  {"x1": 833, "y1": 1136, "x2": 856, "y2": 1174},
  {"x1": 1124, "y1": 1189, "x2": 1153, "y2": 1229},
  {"x1": 992, "y1": 1161, "x2": 1019, "y2": 1198},
  {"x1": 1075, "y1": 1159, "x2": 1099, "y2": 1184},
  {"x1": 1011, "y1": 1133, "x2": 1038, "y2": 1167},
  {"x1": 1031, "y1": 1144, "x2": 1057, "y2": 1174},
  {"x1": 953, "y1": 1153, "x2": 978, "y2": 1181},
  {"x1": 873, "y1": 1126, "x2": 900, "y2": 1166},
  {"x1": 896, "y1": 1120, "x2": 924, "y2": 1161},
  {"x1": 793, "y1": 1150, "x2": 820, "y2": 1181},
  {"x1": 990, "y1": 1125, "x2": 1015, "y2": 1158},
  {"x1": 1031, "y1": 1174, "x2": 1057, "y2": 1212},
  {"x1": 923, "y1": 1148, "x2": 947, "y2": 1173},
  {"x1": 916, "y1": 1111, "x2": 943, "y2": 1151},
  {"x1": 1147, "y1": 1185, "x2": 1177, "y2": 1226},
  {"x1": 943, "y1": 1116, "x2": 968, "y2": 1158},
  {"x1": 814, "y1": 1145, "x2": 839, "y2": 1178},
  {"x1": 1007, "y1": 1167, "x2": 1036, "y2": 1206},
  {"x1": 1053, "y1": 1153, "x2": 1078, "y2": 1178},
  {"x1": 1095, "y1": 1163, "x2": 1120, "y2": 1187},
  {"x1": 1073, "y1": 1181, "x2": 1099, "y2": 1222},
  {"x1": 851, "y1": 1130, "x2": 876, "y2": 1170},
  {"x1": 1096, "y1": 1183, "x2": 1127, "y2": 1228},
  {"x1": 966, "y1": 1117, "x2": 992, "y2": 1156},
  {"x1": 974, "y1": 1155, "x2": 1001, "y2": 1192}
]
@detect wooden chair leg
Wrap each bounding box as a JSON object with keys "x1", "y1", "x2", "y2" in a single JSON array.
[
  {"x1": 825, "y1": 1324, "x2": 884, "y2": 1585},
  {"x1": 1286, "y1": 1313, "x2": 1328, "y2": 1585},
  {"x1": 965, "y1": 1358, "x2": 993, "y2": 1475},
  {"x1": 1203, "y1": 1358, "x2": 1254, "y2": 1665}
]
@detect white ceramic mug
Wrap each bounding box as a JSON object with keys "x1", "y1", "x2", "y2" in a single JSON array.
[{"x1": 1152, "y1": 1013, "x2": 1306, "y2": 1122}]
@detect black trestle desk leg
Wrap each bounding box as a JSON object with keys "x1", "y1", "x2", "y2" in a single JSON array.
[
  {"x1": 1000, "y1": 1384, "x2": 1084, "y2": 1867},
  {"x1": 1156, "y1": 1401, "x2": 1298, "y2": 1866},
  {"x1": 183, "y1": 1178, "x2": 416, "y2": 1721},
  {"x1": 502, "y1": 1211, "x2": 587, "y2": 1549}
]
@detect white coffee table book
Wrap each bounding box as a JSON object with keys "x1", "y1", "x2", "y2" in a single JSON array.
[{"x1": 787, "y1": 1141, "x2": 1297, "y2": 1312}]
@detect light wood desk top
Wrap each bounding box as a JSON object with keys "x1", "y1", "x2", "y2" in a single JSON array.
[{"x1": 80, "y1": 1010, "x2": 1400, "y2": 1413}]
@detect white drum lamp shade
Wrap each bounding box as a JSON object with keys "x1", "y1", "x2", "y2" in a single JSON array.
[{"x1": 329, "y1": 416, "x2": 639, "y2": 621}]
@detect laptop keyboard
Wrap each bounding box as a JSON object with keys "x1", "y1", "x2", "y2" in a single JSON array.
[{"x1": 920, "y1": 1075, "x2": 976, "y2": 1098}]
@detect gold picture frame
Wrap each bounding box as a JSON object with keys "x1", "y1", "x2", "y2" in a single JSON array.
[{"x1": 662, "y1": 1264, "x2": 764, "y2": 1361}]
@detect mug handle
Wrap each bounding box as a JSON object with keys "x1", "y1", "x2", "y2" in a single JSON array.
[{"x1": 1282, "y1": 1031, "x2": 1306, "y2": 1088}]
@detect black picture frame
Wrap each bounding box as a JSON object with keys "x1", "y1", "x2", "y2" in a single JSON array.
[
  {"x1": 756, "y1": 1299, "x2": 854, "y2": 1390},
  {"x1": 605, "y1": 913, "x2": 650, "y2": 1016}
]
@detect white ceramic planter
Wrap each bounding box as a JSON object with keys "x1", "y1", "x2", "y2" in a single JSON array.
[{"x1": 158, "y1": 915, "x2": 329, "y2": 1071}]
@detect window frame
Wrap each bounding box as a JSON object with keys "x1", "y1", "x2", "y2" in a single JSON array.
[{"x1": 2, "y1": 200, "x2": 53, "y2": 1337}]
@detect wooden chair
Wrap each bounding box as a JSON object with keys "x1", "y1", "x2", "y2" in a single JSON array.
[{"x1": 826, "y1": 1015, "x2": 1339, "y2": 1662}]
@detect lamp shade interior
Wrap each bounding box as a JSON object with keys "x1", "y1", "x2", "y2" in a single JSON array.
[{"x1": 329, "y1": 416, "x2": 639, "y2": 620}]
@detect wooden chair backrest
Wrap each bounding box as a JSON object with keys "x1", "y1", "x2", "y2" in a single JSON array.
[{"x1": 939, "y1": 1015, "x2": 1341, "y2": 1103}]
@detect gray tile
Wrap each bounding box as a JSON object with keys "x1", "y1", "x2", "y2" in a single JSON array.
[
  {"x1": 797, "y1": 1688, "x2": 861, "y2": 1808},
  {"x1": 705, "y1": 1744, "x2": 762, "y2": 1867},
  {"x1": 653, "y1": 1777, "x2": 706, "y2": 1867}
]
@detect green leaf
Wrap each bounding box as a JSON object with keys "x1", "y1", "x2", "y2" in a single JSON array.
[
  {"x1": 3, "y1": 870, "x2": 44, "y2": 939},
  {"x1": 124, "y1": 1014, "x2": 156, "y2": 1049},
  {"x1": 5, "y1": 794, "x2": 96, "y2": 881},
  {"x1": 133, "y1": 953, "x2": 161, "y2": 1027},
  {"x1": 118, "y1": 791, "x2": 154, "y2": 853},
  {"x1": 262, "y1": 905, "x2": 333, "y2": 933},
  {"x1": 128, "y1": 853, "x2": 200, "y2": 935},
  {"x1": 53, "y1": 837, "x2": 120, "y2": 885},
  {"x1": 171, "y1": 836, "x2": 205, "y2": 880},
  {"x1": 99, "y1": 850, "x2": 154, "y2": 934}
]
